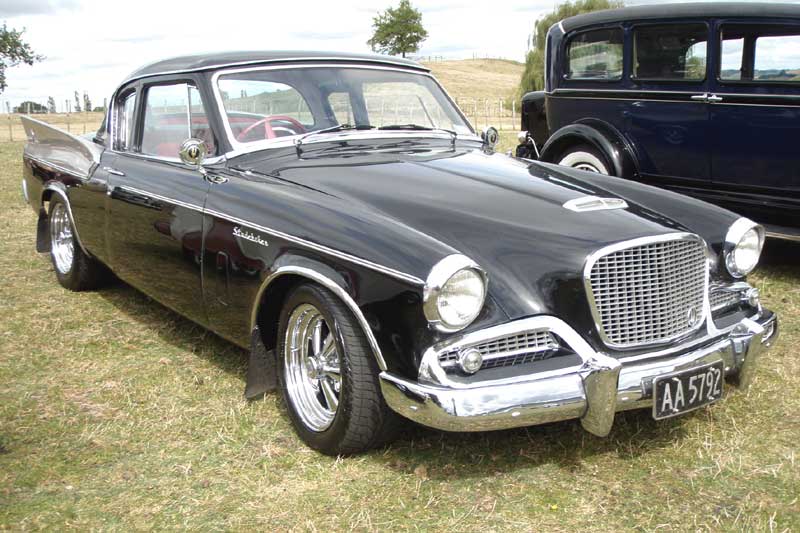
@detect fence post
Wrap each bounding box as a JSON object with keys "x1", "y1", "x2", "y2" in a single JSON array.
[
  {"x1": 66, "y1": 112, "x2": 70, "y2": 133},
  {"x1": 7, "y1": 114, "x2": 12, "y2": 142},
  {"x1": 484, "y1": 98, "x2": 489, "y2": 128}
]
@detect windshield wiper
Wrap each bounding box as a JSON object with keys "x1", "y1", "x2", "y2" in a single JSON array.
[
  {"x1": 378, "y1": 124, "x2": 458, "y2": 147},
  {"x1": 295, "y1": 124, "x2": 375, "y2": 156}
]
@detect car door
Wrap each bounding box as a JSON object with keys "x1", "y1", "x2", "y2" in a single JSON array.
[
  {"x1": 106, "y1": 79, "x2": 213, "y2": 326},
  {"x1": 625, "y1": 22, "x2": 712, "y2": 186},
  {"x1": 708, "y1": 20, "x2": 800, "y2": 229}
]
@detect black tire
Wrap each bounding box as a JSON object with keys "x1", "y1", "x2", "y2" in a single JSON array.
[
  {"x1": 557, "y1": 144, "x2": 611, "y2": 175},
  {"x1": 48, "y1": 196, "x2": 106, "y2": 291},
  {"x1": 276, "y1": 283, "x2": 401, "y2": 455}
]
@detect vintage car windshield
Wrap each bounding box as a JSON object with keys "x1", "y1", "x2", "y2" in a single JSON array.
[{"x1": 216, "y1": 67, "x2": 473, "y2": 145}]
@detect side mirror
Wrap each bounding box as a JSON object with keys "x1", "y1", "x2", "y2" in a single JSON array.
[
  {"x1": 179, "y1": 138, "x2": 207, "y2": 168},
  {"x1": 481, "y1": 126, "x2": 499, "y2": 150}
]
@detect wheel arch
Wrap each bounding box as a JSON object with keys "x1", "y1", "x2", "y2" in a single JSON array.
[
  {"x1": 250, "y1": 256, "x2": 388, "y2": 371},
  {"x1": 540, "y1": 120, "x2": 639, "y2": 179},
  {"x1": 38, "y1": 182, "x2": 91, "y2": 256}
]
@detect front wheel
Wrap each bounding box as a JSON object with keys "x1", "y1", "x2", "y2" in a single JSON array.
[
  {"x1": 276, "y1": 283, "x2": 401, "y2": 455},
  {"x1": 48, "y1": 197, "x2": 105, "y2": 291},
  {"x1": 557, "y1": 145, "x2": 610, "y2": 175}
]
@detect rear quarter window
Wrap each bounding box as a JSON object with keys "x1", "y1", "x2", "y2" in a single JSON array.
[
  {"x1": 566, "y1": 28, "x2": 624, "y2": 80},
  {"x1": 633, "y1": 24, "x2": 708, "y2": 81}
]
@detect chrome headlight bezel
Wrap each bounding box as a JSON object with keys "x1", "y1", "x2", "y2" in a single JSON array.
[
  {"x1": 724, "y1": 218, "x2": 765, "y2": 278},
  {"x1": 423, "y1": 254, "x2": 488, "y2": 333}
]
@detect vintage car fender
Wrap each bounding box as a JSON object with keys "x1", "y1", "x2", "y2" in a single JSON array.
[{"x1": 540, "y1": 119, "x2": 639, "y2": 179}]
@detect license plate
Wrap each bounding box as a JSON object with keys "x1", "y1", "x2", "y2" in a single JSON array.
[{"x1": 652, "y1": 361, "x2": 724, "y2": 420}]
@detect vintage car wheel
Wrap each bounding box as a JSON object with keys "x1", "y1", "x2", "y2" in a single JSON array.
[
  {"x1": 49, "y1": 197, "x2": 105, "y2": 291},
  {"x1": 277, "y1": 283, "x2": 400, "y2": 455},
  {"x1": 558, "y1": 145, "x2": 610, "y2": 175}
]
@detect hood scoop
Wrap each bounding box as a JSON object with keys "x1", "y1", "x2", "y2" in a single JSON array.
[{"x1": 563, "y1": 196, "x2": 628, "y2": 213}]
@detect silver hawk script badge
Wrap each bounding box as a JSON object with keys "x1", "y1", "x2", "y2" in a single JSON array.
[{"x1": 233, "y1": 226, "x2": 269, "y2": 247}]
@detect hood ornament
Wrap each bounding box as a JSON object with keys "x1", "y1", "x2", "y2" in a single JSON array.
[{"x1": 563, "y1": 196, "x2": 628, "y2": 212}]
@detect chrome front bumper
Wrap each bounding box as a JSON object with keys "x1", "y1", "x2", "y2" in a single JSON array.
[{"x1": 380, "y1": 312, "x2": 778, "y2": 436}]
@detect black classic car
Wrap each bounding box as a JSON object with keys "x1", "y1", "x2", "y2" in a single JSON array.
[
  {"x1": 516, "y1": 3, "x2": 800, "y2": 241},
  {"x1": 22, "y1": 51, "x2": 777, "y2": 455}
]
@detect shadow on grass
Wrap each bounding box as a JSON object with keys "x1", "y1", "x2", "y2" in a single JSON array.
[{"x1": 760, "y1": 238, "x2": 800, "y2": 272}]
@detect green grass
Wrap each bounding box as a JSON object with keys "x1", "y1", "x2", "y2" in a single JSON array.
[{"x1": 1, "y1": 139, "x2": 798, "y2": 531}]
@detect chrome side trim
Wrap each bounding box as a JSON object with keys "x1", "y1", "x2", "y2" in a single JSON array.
[
  {"x1": 724, "y1": 217, "x2": 765, "y2": 278},
  {"x1": 251, "y1": 265, "x2": 387, "y2": 371},
  {"x1": 583, "y1": 232, "x2": 710, "y2": 350},
  {"x1": 21, "y1": 178, "x2": 29, "y2": 204},
  {"x1": 42, "y1": 184, "x2": 91, "y2": 257},
  {"x1": 26, "y1": 154, "x2": 90, "y2": 181},
  {"x1": 766, "y1": 230, "x2": 800, "y2": 243},
  {"x1": 115, "y1": 185, "x2": 424, "y2": 286},
  {"x1": 422, "y1": 254, "x2": 487, "y2": 333}
]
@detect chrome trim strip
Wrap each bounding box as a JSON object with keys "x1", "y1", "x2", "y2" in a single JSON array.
[
  {"x1": 209, "y1": 63, "x2": 480, "y2": 159},
  {"x1": 583, "y1": 232, "x2": 710, "y2": 350},
  {"x1": 26, "y1": 154, "x2": 90, "y2": 181},
  {"x1": 563, "y1": 196, "x2": 628, "y2": 212},
  {"x1": 121, "y1": 56, "x2": 430, "y2": 86},
  {"x1": 423, "y1": 254, "x2": 487, "y2": 333},
  {"x1": 251, "y1": 265, "x2": 387, "y2": 371},
  {"x1": 21, "y1": 178, "x2": 29, "y2": 204},
  {"x1": 43, "y1": 184, "x2": 91, "y2": 257},
  {"x1": 766, "y1": 230, "x2": 800, "y2": 242},
  {"x1": 114, "y1": 185, "x2": 424, "y2": 286}
]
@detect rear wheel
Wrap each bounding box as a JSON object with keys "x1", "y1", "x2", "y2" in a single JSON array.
[
  {"x1": 557, "y1": 145, "x2": 610, "y2": 175},
  {"x1": 277, "y1": 283, "x2": 401, "y2": 455},
  {"x1": 49, "y1": 197, "x2": 105, "y2": 291}
]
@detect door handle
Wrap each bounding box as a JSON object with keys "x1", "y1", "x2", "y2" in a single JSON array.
[
  {"x1": 707, "y1": 94, "x2": 723, "y2": 103},
  {"x1": 690, "y1": 93, "x2": 709, "y2": 102},
  {"x1": 103, "y1": 166, "x2": 125, "y2": 176}
]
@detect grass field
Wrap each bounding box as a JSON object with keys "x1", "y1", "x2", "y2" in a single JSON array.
[{"x1": 1, "y1": 59, "x2": 799, "y2": 530}]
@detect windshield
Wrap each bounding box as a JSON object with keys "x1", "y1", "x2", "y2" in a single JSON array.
[{"x1": 216, "y1": 66, "x2": 473, "y2": 145}]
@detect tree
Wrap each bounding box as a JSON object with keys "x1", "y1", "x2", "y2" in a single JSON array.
[
  {"x1": 47, "y1": 96, "x2": 56, "y2": 113},
  {"x1": 367, "y1": 0, "x2": 428, "y2": 58},
  {"x1": 83, "y1": 91, "x2": 91, "y2": 113},
  {"x1": 519, "y1": 0, "x2": 622, "y2": 96},
  {"x1": 0, "y1": 23, "x2": 42, "y2": 93},
  {"x1": 73, "y1": 90, "x2": 81, "y2": 113}
]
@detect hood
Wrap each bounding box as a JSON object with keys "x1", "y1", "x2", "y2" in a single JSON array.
[{"x1": 234, "y1": 140, "x2": 736, "y2": 345}]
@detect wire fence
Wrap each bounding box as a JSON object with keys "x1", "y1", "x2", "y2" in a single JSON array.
[{"x1": 0, "y1": 96, "x2": 521, "y2": 143}]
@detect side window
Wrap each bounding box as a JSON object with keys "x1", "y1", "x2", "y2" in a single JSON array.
[
  {"x1": 140, "y1": 83, "x2": 216, "y2": 158},
  {"x1": 115, "y1": 91, "x2": 137, "y2": 151},
  {"x1": 720, "y1": 25, "x2": 800, "y2": 83},
  {"x1": 327, "y1": 92, "x2": 354, "y2": 124},
  {"x1": 633, "y1": 24, "x2": 708, "y2": 81},
  {"x1": 566, "y1": 28, "x2": 623, "y2": 80}
]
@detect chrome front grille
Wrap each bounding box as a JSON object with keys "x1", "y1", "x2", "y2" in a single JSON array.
[
  {"x1": 439, "y1": 330, "x2": 559, "y2": 370},
  {"x1": 710, "y1": 285, "x2": 742, "y2": 312},
  {"x1": 586, "y1": 235, "x2": 707, "y2": 348}
]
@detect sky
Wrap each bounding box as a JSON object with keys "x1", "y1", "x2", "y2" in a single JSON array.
[{"x1": 1, "y1": 0, "x2": 798, "y2": 112}]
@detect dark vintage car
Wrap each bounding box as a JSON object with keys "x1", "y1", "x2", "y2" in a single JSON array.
[
  {"x1": 22, "y1": 51, "x2": 778, "y2": 455},
  {"x1": 516, "y1": 2, "x2": 800, "y2": 241}
]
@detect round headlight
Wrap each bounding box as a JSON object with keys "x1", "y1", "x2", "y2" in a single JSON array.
[
  {"x1": 424, "y1": 255, "x2": 487, "y2": 332},
  {"x1": 437, "y1": 268, "x2": 486, "y2": 328},
  {"x1": 725, "y1": 220, "x2": 764, "y2": 278}
]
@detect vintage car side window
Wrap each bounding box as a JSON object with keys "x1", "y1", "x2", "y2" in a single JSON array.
[
  {"x1": 633, "y1": 24, "x2": 707, "y2": 81},
  {"x1": 140, "y1": 83, "x2": 216, "y2": 158},
  {"x1": 720, "y1": 25, "x2": 800, "y2": 82},
  {"x1": 115, "y1": 91, "x2": 137, "y2": 151},
  {"x1": 566, "y1": 28, "x2": 623, "y2": 80}
]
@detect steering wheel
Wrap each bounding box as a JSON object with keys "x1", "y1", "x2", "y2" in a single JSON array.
[{"x1": 236, "y1": 115, "x2": 306, "y2": 141}]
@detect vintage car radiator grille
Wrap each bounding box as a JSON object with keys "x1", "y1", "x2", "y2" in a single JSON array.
[
  {"x1": 709, "y1": 285, "x2": 742, "y2": 312},
  {"x1": 439, "y1": 330, "x2": 559, "y2": 370},
  {"x1": 587, "y1": 236, "x2": 707, "y2": 348}
]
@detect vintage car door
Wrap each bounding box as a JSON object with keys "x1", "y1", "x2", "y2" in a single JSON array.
[
  {"x1": 624, "y1": 22, "x2": 712, "y2": 184},
  {"x1": 105, "y1": 80, "x2": 213, "y2": 326},
  {"x1": 708, "y1": 21, "x2": 800, "y2": 229}
]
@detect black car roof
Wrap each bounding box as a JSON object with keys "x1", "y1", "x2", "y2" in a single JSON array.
[
  {"x1": 124, "y1": 50, "x2": 428, "y2": 83},
  {"x1": 561, "y1": 2, "x2": 800, "y2": 32}
]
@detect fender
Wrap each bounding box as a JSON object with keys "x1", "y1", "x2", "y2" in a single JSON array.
[
  {"x1": 248, "y1": 255, "x2": 388, "y2": 371},
  {"x1": 540, "y1": 119, "x2": 639, "y2": 179},
  {"x1": 37, "y1": 182, "x2": 91, "y2": 257}
]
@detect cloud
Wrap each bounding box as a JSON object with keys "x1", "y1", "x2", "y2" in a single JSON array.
[{"x1": 0, "y1": 0, "x2": 80, "y2": 17}]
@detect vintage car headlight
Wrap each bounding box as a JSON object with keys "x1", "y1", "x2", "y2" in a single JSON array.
[
  {"x1": 423, "y1": 255, "x2": 487, "y2": 332},
  {"x1": 724, "y1": 218, "x2": 765, "y2": 278}
]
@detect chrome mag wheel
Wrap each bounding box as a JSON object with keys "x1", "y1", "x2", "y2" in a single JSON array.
[
  {"x1": 283, "y1": 303, "x2": 342, "y2": 432},
  {"x1": 50, "y1": 202, "x2": 74, "y2": 274}
]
